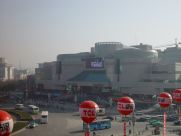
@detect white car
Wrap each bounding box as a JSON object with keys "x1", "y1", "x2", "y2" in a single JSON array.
[{"x1": 27, "y1": 121, "x2": 39, "y2": 128}]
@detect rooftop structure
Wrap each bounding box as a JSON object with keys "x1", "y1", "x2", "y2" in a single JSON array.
[{"x1": 94, "y1": 42, "x2": 123, "y2": 57}]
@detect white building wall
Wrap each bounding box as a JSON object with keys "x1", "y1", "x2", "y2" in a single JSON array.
[
  {"x1": 104, "y1": 58, "x2": 116, "y2": 83},
  {"x1": 8, "y1": 66, "x2": 14, "y2": 80},
  {"x1": 119, "y1": 61, "x2": 151, "y2": 84},
  {"x1": 4, "y1": 67, "x2": 8, "y2": 81}
]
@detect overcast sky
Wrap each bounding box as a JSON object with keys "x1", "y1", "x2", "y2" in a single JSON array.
[{"x1": 1, "y1": 0, "x2": 181, "y2": 69}]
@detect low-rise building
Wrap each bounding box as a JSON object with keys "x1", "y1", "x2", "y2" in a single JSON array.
[{"x1": 14, "y1": 69, "x2": 28, "y2": 80}]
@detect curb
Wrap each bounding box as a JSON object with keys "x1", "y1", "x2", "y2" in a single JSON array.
[{"x1": 11, "y1": 127, "x2": 27, "y2": 136}]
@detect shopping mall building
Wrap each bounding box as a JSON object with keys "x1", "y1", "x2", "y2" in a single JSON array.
[{"x1": 35, "y1": 42, "x2": 181, "y2": 100}]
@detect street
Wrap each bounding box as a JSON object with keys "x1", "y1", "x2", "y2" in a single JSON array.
[{"x1": 12, "y1": 111, "x2": 179, "y2": 136}]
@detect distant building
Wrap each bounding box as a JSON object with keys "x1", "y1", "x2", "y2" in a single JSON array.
[
  {"x1": 0, "y1": 57, "x2": 14, "y2": 81},
  {"x1": 0, "y1": 58, "x2": 6, "y2": 63},
  {"x1": 35, "y1": 61, "x2": 57, "y2": 90},
  {"x1": 14, "y1": 69, "x2": 28, "y2": 80},
  {"x1": 27, "y1": 75, "x2": 36, "y2": 91}
]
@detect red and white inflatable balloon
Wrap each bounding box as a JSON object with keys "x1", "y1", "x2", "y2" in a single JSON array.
[
  {"x1": 79, "y1": 100, "x2": 99, "y2": 124},
  {"x1": 157, "y1": 92, "x2": 172, "y2": 136},
  {"x1": 117, "y1": 96, "x2": 135, "y2": 116},
  {"x1": 0, "y1": 110, "x2": 13, "y2": 136},
  {"x1": 157, "y1": 92, "x2": 172, "y2": 108},
  {"x1": 117, "y1": 96, "x2": 135, "y2": 136},
  {"x1": 172, "y1": 89, "x2": 181, "y2": 103}
]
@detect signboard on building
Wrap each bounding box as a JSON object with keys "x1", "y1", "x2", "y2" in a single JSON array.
[{"x1": 86, "y1": 58, "x2": 104, "y2": 69}]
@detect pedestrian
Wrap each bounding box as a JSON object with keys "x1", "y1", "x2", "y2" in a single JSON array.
[
  {"x1": 129, "y1": 121, "x2": 131, "y2": 126},
  {"x1": 129, "y1": 129, "x2": 131, "y2": 134},
  {"x1": 145, "y1": 125, "x2": 148, "y2": 130},
  {"x1": 93, "y1": 131, "x2": 96, "y2": 136}
]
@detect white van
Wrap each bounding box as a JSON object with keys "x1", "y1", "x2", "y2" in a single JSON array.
[
  {"x1": 28, "y1": 105, "x2": 39, "y2": 114},
  {"x1": 41, "y1": 111, "x2": 48, "y2": 124}
]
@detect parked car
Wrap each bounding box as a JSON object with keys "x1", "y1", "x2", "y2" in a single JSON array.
[
  {"x1": 15, "y1": 104, "x2": 24, "y2": 110},
  {"x1": 152, "y1": 122, "x2": 163, "y2": 127},
  {"x1": 136, "y1": 117, "x2": 147, "y2": 122},
  {"x1": 97, "y1": 108, "x2": 106, "y2": 116},
  {"x1": 174, "y1": 120, "x2": 181, "y2": 126},
  {"x1": 149, "y1": 119, "x2": 162, "y2": 126},
  {"x1": 167, "y1": 116, "x2": 178, "y2": 122},
  {"x1": 103, "y1": 116, "x2": 114, "y2": 121},
  {"x1": 135, "y1": 111, "x2": 143, "y2": 116},
  {"x1": 27, "y1": 121, "x2": 39, "y2": 128},
  {"x1": 149, "y1": 119, "x2": 158, "y2": 124}
]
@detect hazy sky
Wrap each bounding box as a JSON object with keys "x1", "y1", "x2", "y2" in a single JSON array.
[{"x1": 1, "y1": 0, "x2": 181, "y2": 69}]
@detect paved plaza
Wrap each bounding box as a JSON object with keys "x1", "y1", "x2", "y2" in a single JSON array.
[{"x1": 12, "y1": 112, "x2": 180, "y2": 136}]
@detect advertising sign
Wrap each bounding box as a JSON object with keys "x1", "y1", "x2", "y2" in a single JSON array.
[
  {"x1": 117, "y1": 97, "x2": 135, "y2": 116},
  {"x1": 86, "y1": 58, "x2": 104, "y2": 69},
  {"x1": 117, "y1": 102, "x2": 135, "y2": 111},
  {"x1": 79, "y1": 108, "x2": 96, "y2": 118},
  {"x1": 79, "y1": 100, "x2": 99, "y2": 124}
]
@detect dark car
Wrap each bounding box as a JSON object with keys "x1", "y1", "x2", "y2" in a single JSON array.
[
  {"x1": 136, "y1": 117, "x2": 147, "y2": 122},
  {"x1": 174, "y1": 120, "x2": 181, "y2": 126},
  {"x1": 167, "y1": 116, "x2": 178, "y2": 122}
]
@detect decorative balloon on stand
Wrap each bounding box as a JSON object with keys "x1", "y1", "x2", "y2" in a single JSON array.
[
  {"x1": 157, "y1": 92, "x2": 172, "y2": 136},
  {"x1": 79, "y1": 100, "x2": 99, "y2": 136},
  {"x1": 173, "y1": 89, "x2": 181, "y2": 102},
  {"x1": 158, "y1": 92, "x2": 172, "y2": 108},
  {"x1": 117, "y1": 96, "x2": 135, "y2": 136},
  {"x1": 0, "y1": 110, "x2": 14, "y2": 136},
  {"x1": 172, "y1": 89, "x2": 181, "y2": 123}
]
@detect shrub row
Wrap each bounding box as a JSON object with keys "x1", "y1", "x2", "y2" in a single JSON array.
[
  {"x1": 12, "y1": 122, "x2": 28, "y2": 133},
  {"x1": 6, "y1": 109, "x2": 32, "y2": 121}
]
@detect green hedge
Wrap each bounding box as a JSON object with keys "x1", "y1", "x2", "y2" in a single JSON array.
[
  {"x1": 12, "y1": 122, "x2": 28, "y2": 133},
  {"x1": 5, "y1": 109, "x2": 32, "y2": 121}
]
